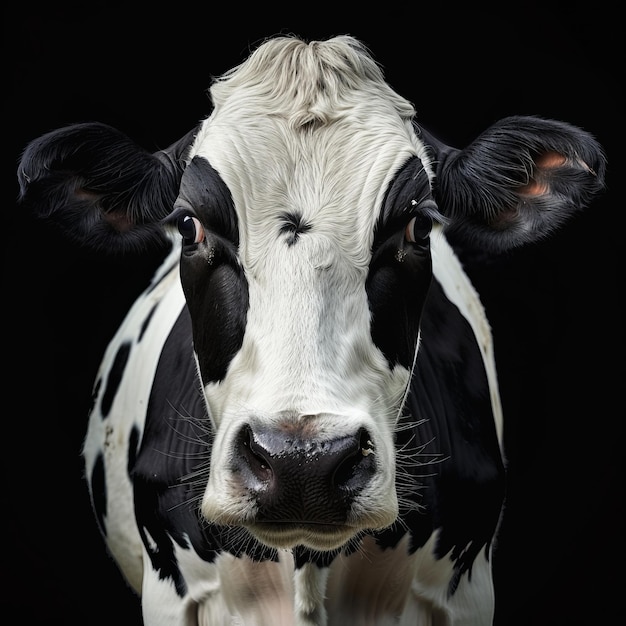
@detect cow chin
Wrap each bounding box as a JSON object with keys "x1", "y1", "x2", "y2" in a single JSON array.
[
  {"x1": 246, "y1": 522, "x2": 362, "y2": 551},
  {"x1": 201, "y1": 488, "x2": 399, "y2": 552}
]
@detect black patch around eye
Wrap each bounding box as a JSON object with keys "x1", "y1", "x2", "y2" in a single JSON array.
[
  {"x1": 278, "y1": 211, "x2": 312, "y2": 246},
  {"x1": 176, "y1": 156, "x2": 238, "y2": 245},
  {"x1": 373, "y1": 156, "x2": 434, "y2": 250}
]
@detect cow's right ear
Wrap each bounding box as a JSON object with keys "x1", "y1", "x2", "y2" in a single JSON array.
[{"x1": 17, "y1": 122, "x2": 198, "y2": 254}]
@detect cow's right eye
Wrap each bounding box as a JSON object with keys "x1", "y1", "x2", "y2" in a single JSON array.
[{"x1": 177, "y1": 215, "x2": 205, "y2": 244}]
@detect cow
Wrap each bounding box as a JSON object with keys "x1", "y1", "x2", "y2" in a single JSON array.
[{"x1": 17, "y1": 35, "x2": 606, "y2": 626}]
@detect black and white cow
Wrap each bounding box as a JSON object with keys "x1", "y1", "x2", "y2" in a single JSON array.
[{"x1": 17, "y1": 35, "x2": 605, "y2": 626}]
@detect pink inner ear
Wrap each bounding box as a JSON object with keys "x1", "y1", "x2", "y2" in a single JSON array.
[
  {"x1": 103, "y1": 210, "x2": 135, "y2": 232},
  {"x1": 518, "y1": 178, "x2": 549, "y2": 197},
  {"x1": 489, "y1": 206, "x2": 520, "y2": 230},
  {"x1": 519, "y1": 150, "x2": 568, "y2": 197},
  {"x1": 534, "y1": 151, "x2": 568, "y2": 169}
]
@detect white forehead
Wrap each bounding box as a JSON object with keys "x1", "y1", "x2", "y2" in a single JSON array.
[{"x1": 187, "y1": 36, "x2": 433, "y2": 268}]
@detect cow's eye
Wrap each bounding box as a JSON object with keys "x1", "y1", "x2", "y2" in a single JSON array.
[
  {"x1": 404, "y1": 213, "x2": 432, "y2": 243},
  {"x1": 177, "y1": 215, "x2": 205, "y2": 244}
]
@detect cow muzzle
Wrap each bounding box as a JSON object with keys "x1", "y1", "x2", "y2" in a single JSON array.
[{"x1": 231, "y1": 422, "x2": 378, "y2": 548}]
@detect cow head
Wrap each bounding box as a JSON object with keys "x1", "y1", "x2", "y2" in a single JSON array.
[
  {"x1": 171, "y1": 37, "x2": 443, "y2": 550},
  {"x1": 17, "y1": 35, "x2": 605, "y2": 552}
]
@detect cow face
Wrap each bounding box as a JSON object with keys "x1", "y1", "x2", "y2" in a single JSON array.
[{"x1": 169, "y1": 37, "x2": 440, "y2": 551}]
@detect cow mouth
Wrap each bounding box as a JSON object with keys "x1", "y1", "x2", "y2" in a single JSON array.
[{"x1": 246, "y1": 521, "x2": 358, "y2": 550}]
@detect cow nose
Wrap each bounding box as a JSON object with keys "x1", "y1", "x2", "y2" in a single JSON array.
[{"x1": 234, "y1": 424, "x2": 376, "y2": 522}]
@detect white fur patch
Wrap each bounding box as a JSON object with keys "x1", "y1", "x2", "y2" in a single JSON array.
[{"x1": 187, "y1": 36, "x2": 435, "y2": 549}]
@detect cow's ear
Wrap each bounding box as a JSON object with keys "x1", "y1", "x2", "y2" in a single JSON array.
[
  {"x1": 420, "y1": 116, "x2": 606, "y2": 253},
  {"x1": 17, "y1": 122, "x2": 197, "y2": 254}
]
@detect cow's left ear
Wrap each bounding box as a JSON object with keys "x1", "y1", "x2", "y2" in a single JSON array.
[{"x1": 419, "y1": 116, "x2": 607, "y2": 253}]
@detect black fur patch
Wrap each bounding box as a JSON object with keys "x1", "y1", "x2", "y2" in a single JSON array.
[{"x1": 100, "y1": 341, "x2": 132, "y2": 418}]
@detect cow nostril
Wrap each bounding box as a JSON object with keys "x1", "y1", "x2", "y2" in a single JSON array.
[
  {"x1": 239, "y1": 426, "x2": 273, "y2": 483},
  {"x1": 332, "y1": 428, "x2": 376, "y2": 493}
]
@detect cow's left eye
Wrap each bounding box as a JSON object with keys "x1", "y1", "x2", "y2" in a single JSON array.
[
  {"x1": 177, "y1": 215, "x2": 205, "y2": 244},
  {"x1": 404, "y1": 213, "x2": 432, "y2": 243}
]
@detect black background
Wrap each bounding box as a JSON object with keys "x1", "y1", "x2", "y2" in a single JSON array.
[{"x1": 3, "y1": 4, "x2": 623, "y2": 625}]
